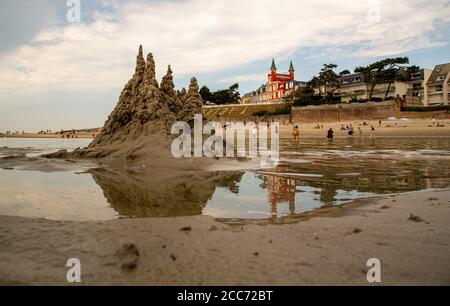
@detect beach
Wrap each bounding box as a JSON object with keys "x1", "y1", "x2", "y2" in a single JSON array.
[
  {"x1": 0, "y1": 188, "x2": 448, "y2": 285},
  {"x1": 1, "y1": 132, "x2": 97, "y2": 139},
  {"x1": 283, "y1": 118, "x2": 450, "y2": 138},
  {"x1": 3, "y1": 117, "x2": 449, "y2": 139},
  {"x1": 1, "y1": 110, "x2": 449, "y2": 286}
]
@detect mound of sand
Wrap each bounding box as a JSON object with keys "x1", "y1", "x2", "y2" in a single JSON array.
[{"x1": 44, "y1": 45, "x2": 207, "y2": 168}]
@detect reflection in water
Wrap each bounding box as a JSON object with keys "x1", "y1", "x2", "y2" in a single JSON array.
[
  {"x1": 0, "y1": 137, "x2": 449, "y2": 221},
  {"x1": 0, "y1": 169, "x2": 117, "y2": 221},
  {"x1": 90, "y1": 168, "x2": 243, "y2": 218}
]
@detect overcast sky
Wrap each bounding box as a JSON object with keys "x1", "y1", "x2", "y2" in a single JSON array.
[{"x1": 0, "y1": 0, "x2": 449, "y2": 131}]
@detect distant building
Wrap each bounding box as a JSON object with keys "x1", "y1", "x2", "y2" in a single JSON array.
[
  {"x1": 405, "y1": 68, "x2": 432, "y2": 106},
  {"x1": 338, "y1": 71, "x2": 412, "y2": 103},
  {"x1": 241, "y1": 59, "x2": 306, "y2": 104},
  {"x1": 426, "y1": 63, "x2": 450, "y2": 105}
]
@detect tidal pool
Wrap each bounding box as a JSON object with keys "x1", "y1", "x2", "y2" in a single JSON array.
[{"x1": 0, "y1": 137, "x2": 449, "y2": 221}]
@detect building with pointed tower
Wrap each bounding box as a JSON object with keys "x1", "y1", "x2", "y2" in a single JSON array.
[{"x1": 242, "y1": 59, "x2": 305, "y2": 104}]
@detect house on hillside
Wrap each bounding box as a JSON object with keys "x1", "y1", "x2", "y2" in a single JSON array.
[
  {"x1": 426, "y1": 63, "x2": 450, "y2": 105},
  {"x1": 241, "y1": 59, "x2": 306, "y2": 104}
]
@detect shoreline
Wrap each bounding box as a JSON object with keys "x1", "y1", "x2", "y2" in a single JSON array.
[
  {"x1": 2, "y1": 117, "x2": 450, "y2": 139},
  {"x1": 1, "y1": 188, "x2": 449, "y2": 285},
  {"x1": 0, "y1": 133, "x2": 96, "y2": 139}
]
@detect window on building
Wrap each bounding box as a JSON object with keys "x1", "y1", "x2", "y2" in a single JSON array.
[
  {"x1": 436, "y1": 85, "x2": 443, "y2": 92},
  {"x1": 437, "y1": 76, "x2": 445, "y2": 81}
]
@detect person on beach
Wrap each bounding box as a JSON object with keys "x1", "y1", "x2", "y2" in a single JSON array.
[
  {"x1": 292, "y1": 125, "x2": 300, "y2": 141},
  {"x1": 379, "y1": 120, "x2": 382, "y2": 128},
  {"x1": 358, "y1": 127, "x2": 363, "y2": 138},
  {"x1": 347, "y1": 124, "x2": 354, "y2": 138},
  {"x1": 432, "y1": 116, "x2": 436, "y2": 127},
  {"x1": 327, "y1": 128, "x2": 334, "y2": 140},
  {"x1": 370, "y1": 125, "x2": 376, "y2": 139}
]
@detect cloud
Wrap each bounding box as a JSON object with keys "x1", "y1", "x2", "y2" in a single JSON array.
[
  {"x1": 219, "y1": 73, "x2": 268, "y2": 84},
  {"x1": 0, "y1": 0, "x2": 57, "y2": 54},
  {"x1": 0, "y1": 0, "x2": 449, "y2": 95}
]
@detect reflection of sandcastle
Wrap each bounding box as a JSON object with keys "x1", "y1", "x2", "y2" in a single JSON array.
[
  {"x1": 90, "y1": 168, "x2": 243, "y2": 218},
  {"x1": 70, "y1": 45, "x2": 204, "y2": 161}
]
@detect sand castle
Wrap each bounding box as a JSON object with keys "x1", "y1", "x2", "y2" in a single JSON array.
[{"x1": 45, "y1": 45, "x2": 206, "y2": 165}]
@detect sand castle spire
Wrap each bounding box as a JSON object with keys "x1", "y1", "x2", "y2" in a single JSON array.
[
  {"x1": 179, "y1": 77, "x2": 203, "y2": 121},
  {"x1": 160, "y1": 65, "x2": 182, "y2": 115},
  {"x1": 142, "y1": 52, "x2": 159, "y2": 89},
  {"x1": 135, "y1": 45, "x2": 146, "y2": 77}
]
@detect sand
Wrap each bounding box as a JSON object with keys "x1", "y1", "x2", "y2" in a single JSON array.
[
  {"x1": 0, "y1": 188, "x2": 449, "y2": 285},
  {"x1": 3, "y1": 117, "x2": 449, "y2": 140},
  {"x1": 1, "y1": 132, "x2": 97, "y2": 139},
  {"x1": 284, "y1": 118, "x2": 450, "y2": 138}
]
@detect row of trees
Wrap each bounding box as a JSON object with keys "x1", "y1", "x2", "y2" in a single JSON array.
[
  {"x1": 199, "y1": 83, "x2": 241, "y2": 105},
  {"x1": 286, "y1": 57, "x2": 419, "y2": 106}
]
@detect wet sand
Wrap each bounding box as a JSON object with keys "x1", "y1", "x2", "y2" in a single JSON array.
[{"x1": 0, "y1": 188, "x2": 449, "y2": 285}]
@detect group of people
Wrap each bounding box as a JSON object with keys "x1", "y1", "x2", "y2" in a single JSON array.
[
  {"x1": 292, "y1": 122, "x2": 376, "y2": 141},
  {"x1": 60, "y1": 129, "x2": 78, "y2": 139},
  {"x1": 431, "y1": 116, "x2": 445, "y2": 128}
]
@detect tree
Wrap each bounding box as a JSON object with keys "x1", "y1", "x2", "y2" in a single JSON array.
[
  {"x1": 355, "y1": 57, "x2": 410, "y2": 101},
  {"x1": 381, "y1": 64, "x2": 420, "y2": 99},
  {"x1": 201, "y1": 83, "x2": 241, "y2": 105},
  {"x1": 339, "y1": 70, "x2": 351, "y2": 76},
  {"x1": 379, "y1": 57, "x2": 411, "y2": 100},
  {"x1": 307, "y1": 76, "x2": 323, "y2": 97},
  {"x1": 318, "y1": 64, "x2": 340, "y2": 103},
  {"x1": 199, "y1": 86, "x2": 213, "y2": 102},
  {"x1": 285, "y1": 85, "x2": 322, "y2": 107}
]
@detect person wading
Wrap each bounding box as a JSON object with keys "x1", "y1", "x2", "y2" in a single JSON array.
[
  {"x1": 292, "y1": 125, "x2": 300, "y2": 141},
  {"x1": 327, "y1": 128, "x2": 334, "y2": 140},
  {"x1": 370, "y1": 125, "x2": 376, "y2": 139}
]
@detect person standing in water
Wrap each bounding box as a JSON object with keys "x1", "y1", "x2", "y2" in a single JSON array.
[
  {"x1": 370, "y1": 125, "x2": 376, "y2": 139},
  {"x1": 347, "y1": 124, "x2": 354, "y2": 139},
  {"x1": 327, "y1": 128, "x2": 334, "y2": 140},
  {"x1": 292, "y1": 125, "x2": 300, "y2": 141}
]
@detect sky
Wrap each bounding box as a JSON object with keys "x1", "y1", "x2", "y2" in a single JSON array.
[{"x1": 0, "y1": 0, "x2": 449, "y2": 131}]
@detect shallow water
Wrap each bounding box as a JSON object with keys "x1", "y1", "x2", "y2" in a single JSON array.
[
  {"x1": 0, "y1": 138, "x2": 91, "y2": 157},
  {"x1": 0, "y1": 137, "x2": 449, "y2": 221}
]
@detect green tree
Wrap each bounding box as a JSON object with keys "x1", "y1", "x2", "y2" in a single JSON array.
[
  {"x1": 307, "y1": 75, "x2": 322, "y2": 97},
  {"x1": 355, "y1": 57, "x2": 410, "y2": 101},
  {"x1": 286, "y1": 85, "x2": 322, "y2": 107},
  {"x1": 199, "y1": 86, "x2": 213, "y2": 103},
  {"x1": 204, "y1": 83, "x2": 241, "y2": 105},
  {"x1": 318, "y1": 63, "x2": 340, "y2": 103}
]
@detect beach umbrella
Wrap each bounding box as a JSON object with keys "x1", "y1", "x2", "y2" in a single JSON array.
[{"x1": 387, "y1": 117, "x2": 397, "y2": 121}]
